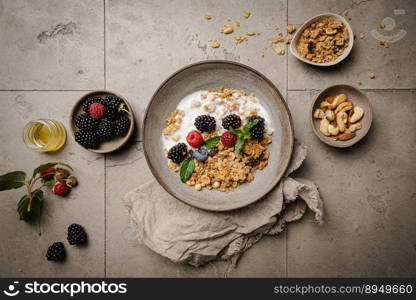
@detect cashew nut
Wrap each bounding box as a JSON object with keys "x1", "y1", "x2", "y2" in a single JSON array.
[
  {"x1": 320, "y1": 101, "x2": 331, "y2": 109},
  {"x1": 349, "y1": 106, "x2": 364, "y2": 123},
  {"x1": 335, "y1": 101, "x2": 352, "y2": 114},
  {"x1": 329, "y1": 93, "x2": 347, "y2": 109},
  {"x1": 336, "y1": 111, "x2": 348, "y2": 133},
  {"x1": 319, "y1": 118, "x2": 330, "y2": 136},
  {"x1": 313, "y1": 108, "x2": 325, "y2": 119},
  {"x1": 328, "y1": 124, "x2": 339, "y2": 135},
  {"x1": 348, "y1": 122, "x2": 362, "y2": 132},
  {"x1": 325, "y1": 109, "x2": 335, "y2": 121}
]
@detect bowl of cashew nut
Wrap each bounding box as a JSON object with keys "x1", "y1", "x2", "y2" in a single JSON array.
[{"x1": 311, "y1": 84, "x2": 372, "y2": 148}]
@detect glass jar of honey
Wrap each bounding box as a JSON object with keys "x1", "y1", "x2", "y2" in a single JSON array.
[{"x1": 23, "y1": 119, "x2": 67, "y2": 152}]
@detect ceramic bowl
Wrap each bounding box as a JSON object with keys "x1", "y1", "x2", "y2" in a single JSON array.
[
  {"x1": 70, "y1": 90, "x2": 135, "y2": 153},
  {"x1": 310, "y1": 84, "x2": 372, "y2": 148},
  {"x1": 290, "y1": 13, "x2": 354, "y2": 67},
  {"x1": 143, "y1": 60, "x2": 294, "y2": 211}
]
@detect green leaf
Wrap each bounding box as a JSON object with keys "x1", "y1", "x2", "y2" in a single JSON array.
[
  {"x1": 235, "y1": 137, "x2": 245, "y2": 155},
  {"x1": 229, "y1": 128, "x2": 244, "y2": 137},
  {"x1": 180, "y1": 158, "x2": 195, "y2": 183},
  {"x1": 0, "y1": 171, "x2": 26, "y2": 191},
  {"x1": 204, "y1": 136, "x2": 220, "y2": 149},
  {"x1": 32, "y1": 162, "x2": 72, "y2": 178},
  {"x1": 17, "y1": 189, "x2": 43, "y2": 235},
  {"x1": 244, "y1": 118, "x2": 260, "y2": 130}
]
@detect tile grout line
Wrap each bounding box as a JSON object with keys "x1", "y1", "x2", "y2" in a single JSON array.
[
  {"x1": 285, "y1": 0, "x2": 289, "y2": 279},
  {"x1": 0, "y1": 89, "x2": 94, "y2": 92},
  {"x1": 103, "y1": 0, "x2": 107, "y2": 278},
  {"x1": 288, "y1": 88, "x2": 416, "y2": 92}
]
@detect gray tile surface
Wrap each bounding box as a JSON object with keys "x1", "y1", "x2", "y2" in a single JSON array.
[
  {"x1": 0, "y1": 0, "x2": 104, "y2": 90},
  {"x1": 287, "y1": 90, "x2": 416, "y2": 277},
  {"x1": 0, "y1": 92, "x2": 104, "y2": 277},
  {"x1": 288, "y1": 0, "x2": 416, "y2": 89},
  {"x1": 0, "y1": 0, "x2": 415, "y2": 278}
]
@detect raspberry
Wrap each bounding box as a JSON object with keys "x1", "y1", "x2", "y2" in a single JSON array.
[
  {"x1": 221, "y1": 131, "x2": 237, "y2": 148},
  {"x1": 53, "y1": 181, "x2": 70, "y2": 197},
  {"x1": 40, "y1": 167, "x2": 55, "y2": 181},
  {"x1": 89, "y1": 102, "x2": 107, "y2": 119},
  {"x1": 186, "y1": 130, "x2": 204, "y2": 148}
]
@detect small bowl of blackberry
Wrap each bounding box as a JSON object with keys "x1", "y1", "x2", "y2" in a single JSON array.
[{"x1": 70, "y1": 90, "x2": 135, "y2": 153}]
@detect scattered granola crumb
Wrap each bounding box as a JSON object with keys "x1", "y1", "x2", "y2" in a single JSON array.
[
  {"x1": 357, "y1": 81, "x2": 362, "y2": 85},
  {"x1": 235, "y1": 21, "x2": 240, "y2": 27},
  {"x1": 368, "y1": 72, "x2": 376, "y2": 79},
  {"x1": 243, "y1": 11, "x2": 251, "y2": 18},
  {"x1": 246, "y1": 31, "x2": 256, "y2": 36},
  {"x1": 260, "y1": 50, "x2": 265, "y2": 57},
  {"x1": 211, "y1": 41, "x2": 220, "y2": 48},
  {"x1": 379, "y1": 23, "x2": 385, "y2": 29},
  {"x1": 379, "y1": 40, "x2": 389, "y2": 48},
  {"x1": 203, "y1": 15, "x2": 212, "y2": 20},
  {"x1": 17, "y1": 268, "x2": 23, "y2": 273},
  {"x1": 271, "y1": 37, "x2": 285, "y2": 44},
  {"x1": 287, "y1": 24, "x2": 296, "y2": 34},
  {"x1": 396, "y1": 74, "x2": 400, "y2": 79},
  {"x1": 222, "y1": 25, "x2": 234, "y2": 34},
  {"x1": 359, "y1": 32, "x2": 365, "y2": 39},
  {"x1": 275, "y1": 46, "x2": 285, "y2": 55},
  {"x1": 235, "y1": 35, "x2": 248, "y2": 44}
]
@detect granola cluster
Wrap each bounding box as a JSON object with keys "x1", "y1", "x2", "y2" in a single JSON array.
[
  {"x1": 162, "y1": 109, "x2": 184, "y2": 136},
  {"x1": 297, "y1": 16, "x2": 349, "y2": 63},
  {"x1": 168, "y1": 136, "x2": 271, "y2": 192}
]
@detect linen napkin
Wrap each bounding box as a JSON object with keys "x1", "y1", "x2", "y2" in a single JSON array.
[{"x1": 123, "y1": 141, "x2": 324, "y2": 267}]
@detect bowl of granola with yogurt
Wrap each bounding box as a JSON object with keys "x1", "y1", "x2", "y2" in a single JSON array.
[
  {"x1": 290, "y1": 13, "x2": 353, "y2": 66},
  {"x1": 143, "y1": 61, "x2": 294, "y2": 211}
]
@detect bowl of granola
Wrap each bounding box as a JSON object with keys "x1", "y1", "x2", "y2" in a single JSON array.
[
  {"x1": 290, "y1": 13, "x2": 353, "y2": 66},
  {"x1": 143, "y1": 61, "x2": 294, "y2": 211}
]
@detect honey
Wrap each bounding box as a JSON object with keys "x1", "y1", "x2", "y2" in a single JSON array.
[{"x1": 23, "y1": 119, "x2": 66, "y2": 152}]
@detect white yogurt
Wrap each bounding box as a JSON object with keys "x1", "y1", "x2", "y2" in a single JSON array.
[{"x1": 162, "y1": 90, "x2": 274, "y2": 150}]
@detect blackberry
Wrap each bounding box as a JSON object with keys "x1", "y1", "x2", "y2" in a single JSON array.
[
  {"x1": 103, "y1": 95, "x2": 124, "y2": 120},
  {"x1": 167, "y1": 143, "x2": 188, "y2": 163},
  {"x1": 208, "y1": 147, "x2": 219, "y2": 157},
  {"x1": 97, "y1": 118, "x2": 115, "y2": 141},
  {"x1": 82, "y1": 96, "x2": 104, "y2": 114},
  {"x1": 74, "y1": 114, "x2": 99, "y2": 131},
  {"x1": 222, "y1": 114, "x2": 242, "y2": 130},
  {"x1": 67, "y1": 223, "x2": 87, "y2": 245},
  {"x1": 194, "y1": 115, "x2": 216, "y2": 132},
  {"x1": 114, "y1": 115, "x2": 130, "y2": 136},
  {"x1": 248, "y1": 116, "x2": 265, "y2": 139},
  {"x1": 75, "y1": 130, "x2": 100, "y2": 149},
  {"x1": 46, "y1": 242, "x2": 66, "y2": 262}
]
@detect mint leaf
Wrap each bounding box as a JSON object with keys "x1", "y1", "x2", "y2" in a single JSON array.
[
  {"x1": 230, "y1": 128, "x2": 244, "y2": 137},
  {"x1": 235, "y1": 137, "x2": 245, "y2": 155},
  {"x1": 244, "y1": 118, "x2": 260, "y2": 130},
  {"x1": 0, "y1": 171, "x2": 26, "y2": 191},
  {"x1": 180, "y1": 158, "x2": 195, "y2": 183},
  {"x1": 204, "y1": 136, "x2": 220, "y2": 149},
  {"x1": 17, "y1": 190, "x2": 43, "y2": 235},
  {"x1": 32, "y1": 162, "x2": 72, "y2": 178}
]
